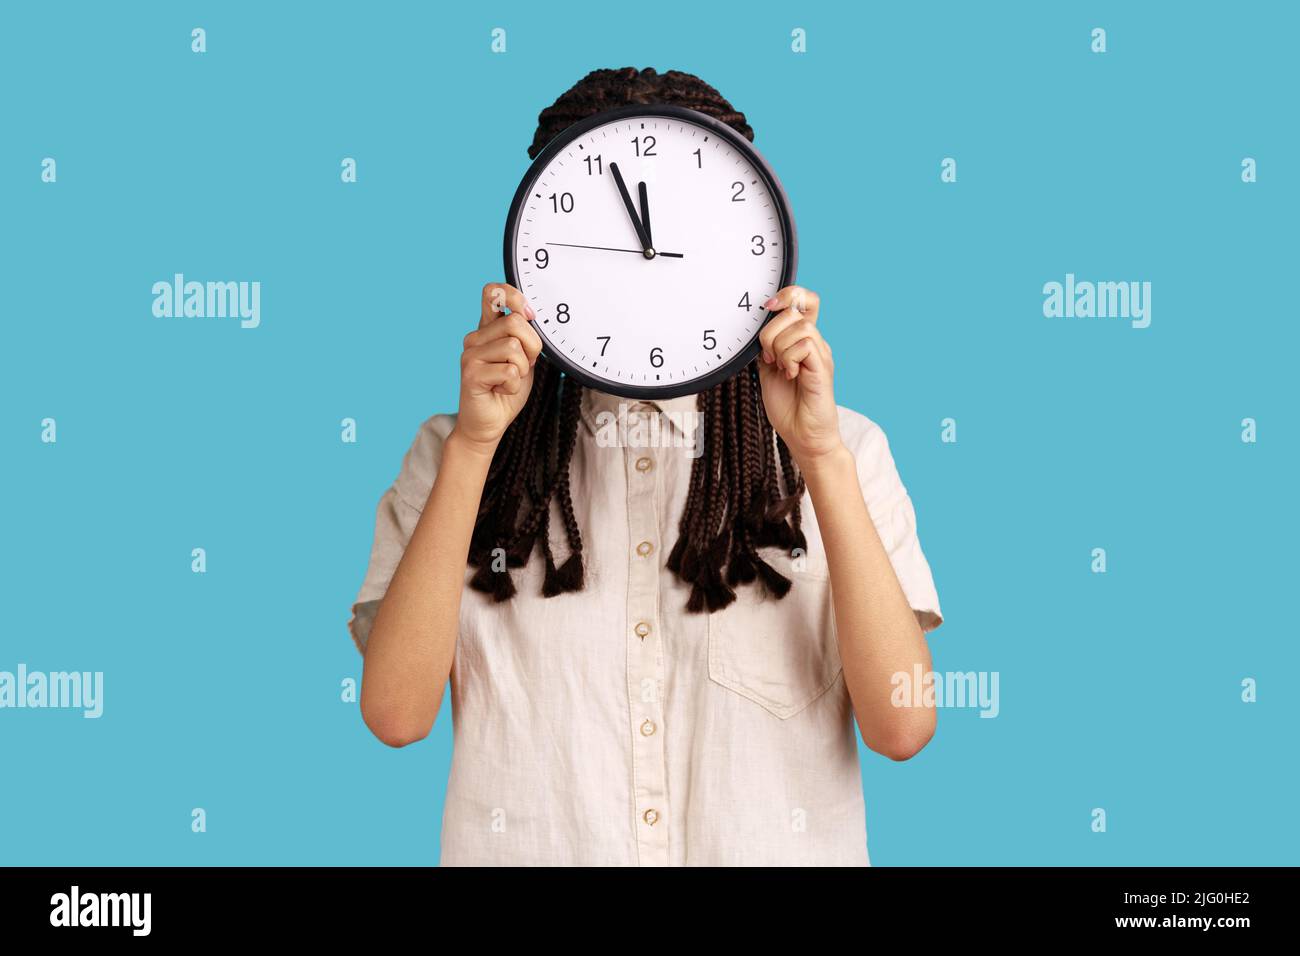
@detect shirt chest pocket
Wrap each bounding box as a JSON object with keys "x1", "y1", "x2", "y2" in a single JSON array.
[{"x1": 707, "y1": 572, "x2": 843, "y2": 719}]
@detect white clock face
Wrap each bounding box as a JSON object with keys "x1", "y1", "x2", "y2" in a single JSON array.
[{"x1": 506, "y1": 109, "x2": 795, "y2": 397}]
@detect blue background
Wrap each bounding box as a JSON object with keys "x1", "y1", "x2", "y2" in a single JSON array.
[{"x1": 1, "y1": 0, "x2": 1295, "y2": 865}]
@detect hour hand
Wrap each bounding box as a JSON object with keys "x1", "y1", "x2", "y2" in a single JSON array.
[{"x1": 608, "y1": 162, "x2": 653, "y2": 256}]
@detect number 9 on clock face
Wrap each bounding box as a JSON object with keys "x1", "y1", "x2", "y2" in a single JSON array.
[{"x1": 502, "y1": 104, "x2": 798, "y2": 400}]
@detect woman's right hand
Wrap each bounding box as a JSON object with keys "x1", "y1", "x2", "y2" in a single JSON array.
[
  {"x1": 364, "y1": 281, "x2": 540, "y2": 747},
  {"x1": 453, "y1": 282, "x2": 543, "y2": 453}
]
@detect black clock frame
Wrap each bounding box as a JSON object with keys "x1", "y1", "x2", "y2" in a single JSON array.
[{"x1": 502, "y1": 103, "x2": 798, "y2": 401}]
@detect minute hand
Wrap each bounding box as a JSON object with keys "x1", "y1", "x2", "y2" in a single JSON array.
[
  {"x1": 638, "y1": 181, "x2": 653, "y2": 249},
  {"x1": 608, "y1": 162, "x2": 652, "y2": 254}
]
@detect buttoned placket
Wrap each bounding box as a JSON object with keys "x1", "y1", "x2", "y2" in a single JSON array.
[{"x1": 624, "y1": 405, "x2": 669, "y2": 866}]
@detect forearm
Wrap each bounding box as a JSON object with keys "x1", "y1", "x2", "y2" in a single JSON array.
[
  {"x1": 360, "y1": 430, "x2": 493, "y2": 746},
  {"x1": 801, "y1": 445, "x2": 936, "y2": 760}
]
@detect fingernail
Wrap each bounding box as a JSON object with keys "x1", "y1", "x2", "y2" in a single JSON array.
[
  {"x1": 763, "y1": 350, "x2": 773, "y2": 364},
  {"x1": 762, "y1": 296, "x2": 778, "y2": 309},
  {"x1": 525, "y1": 303, "x2": 537, "y2": 320}
]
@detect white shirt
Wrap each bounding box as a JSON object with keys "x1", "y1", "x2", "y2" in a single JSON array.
[{"x1": 348, "y1": 387, "x2": 942, "y2": 866}]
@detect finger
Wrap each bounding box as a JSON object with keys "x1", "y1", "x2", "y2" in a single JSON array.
[
  {"x1": 762, "y1": 286, "x2": 820, "y2": 321},
  {"x1": 481, "y1": 282, "x2": 532, "y2": 322},
  {"x1": 467, "y1": 361, "x2": 524, "y2": 396},
  {"x1": 465, "y1": 336, "x2": 530, "y2": 377},
  {"x1": 464, "y1": 313, "x2": 543, "y2": 365},
  {"x1": 464, "y1": 337, "x2": 529, "y2": 380},
  {"x1": 480, "y1": 282, "x2": 536, "y2": 327},
  {"x1": 758, "y1": 307, "x2": 808, "y2": 363},
  {"x1": 755, "y1": 345, "x2": 780, "y2": 383},
  {"x1": 770, "y1": 319, "x2": 822, "y2": 363},
  {"x1": 490, "y1": 368, "x2": 526, "y2": 395},
  {"x1": 776, "y1": 336, "x2": 824, "y2": 380}
]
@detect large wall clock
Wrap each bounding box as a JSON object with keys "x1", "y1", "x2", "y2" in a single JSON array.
[{"x1": 503, "y1": 104, "x2": 797, "y2": 399}]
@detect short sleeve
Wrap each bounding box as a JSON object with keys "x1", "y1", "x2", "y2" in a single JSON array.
[
  {"x1": 839, "y1": 408, "x2": 944, "y2": 634},
  {"x1": 346, "y1": 413, "x2": 457, "y2": 654}
]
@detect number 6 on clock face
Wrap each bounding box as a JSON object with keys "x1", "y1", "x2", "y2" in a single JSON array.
[{"x1": 502, "y1": 104, "x2": 798, "y2": 400}]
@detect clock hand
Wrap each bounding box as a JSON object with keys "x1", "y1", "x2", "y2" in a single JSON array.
[
  {"x1": 545, "y1": 241, "x2": 683, "y2": 258},
  {"x1": 638, "y1": 181, "x2": 653, "y2": 250},
  {"x1": 608, "y1": 162, "x2": 653, "y2": 256}
]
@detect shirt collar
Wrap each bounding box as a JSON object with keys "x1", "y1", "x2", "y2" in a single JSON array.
[{"x1": 579, "y1": 387, "x2": 702, "y2": 442}]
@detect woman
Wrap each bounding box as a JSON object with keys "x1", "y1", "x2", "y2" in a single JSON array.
[{"x1": 348, "y1": 67, "x2": 943, "y2": 866}]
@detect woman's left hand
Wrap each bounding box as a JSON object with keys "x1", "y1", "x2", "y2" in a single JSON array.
[{"x1": 756, "y1": 285, "x2": 844, "y2": 468}]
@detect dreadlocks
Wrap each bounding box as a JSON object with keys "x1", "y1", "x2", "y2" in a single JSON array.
[{"x1": 468, "y1": 67, "x2": 806, "y2": 612}]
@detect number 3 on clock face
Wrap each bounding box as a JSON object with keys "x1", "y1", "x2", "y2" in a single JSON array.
[{"x1": 502, "y1": 104, "x2": 798, "y2": 400}]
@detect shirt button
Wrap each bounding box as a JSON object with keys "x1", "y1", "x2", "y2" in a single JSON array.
[
  {"x1": 643, "y1": 808, "x2": 660, "y2": 826},
  {"x1": 640, "y1": 719, "x2": 657, "y2": 736},
  {"x1": 634, "y1": 621, "x2": 651, "y2": 639},
  {"x1": 635, "y1": 456, "x2": 653, "y2": 472},
  {"x1": 635, "y1": 540, "x2": 654, "y2": 557}
]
